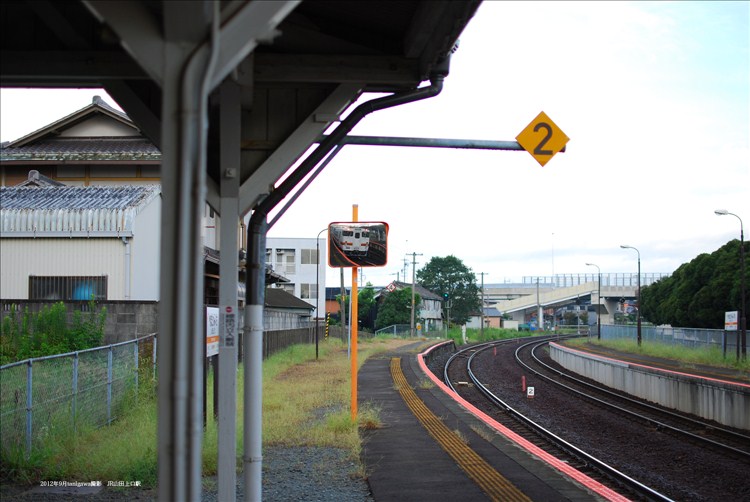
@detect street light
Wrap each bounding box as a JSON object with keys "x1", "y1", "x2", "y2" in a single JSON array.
[
  {"x1": 620, "y1": 245, "x2": 641, "y2": 346},
  {"x1": 586, "y1": 262, "x2": 601, "y2": 340},
  {"x1": 715, "y1": 210, "x2": 746, "y2": 360},
  {"x1": 315, "y1": 227, "x2": 327, "y2": 360}
]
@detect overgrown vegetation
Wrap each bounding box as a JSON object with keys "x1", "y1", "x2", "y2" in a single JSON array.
[
  {"x1": 0, "y1": 335, "x2": 413, "y2": 487},
  {"x1": 0, "y1": 301, "x2": 107, "y2": 364},
  {"x1": 566, "y1": 337, "x2": 750, "y2": 372},
  {"x1": 641, "y1": 239, "x2": 749, "y2": 329},
  {"x1": 375, "y1": 288, "x2": 420, "y2": 329},
  {"x1": 417, "y1": 255, "x2": 481, "y2": 325},
  {"x1": 446, "y1": 326, "x2": 535, "y2": 346}
]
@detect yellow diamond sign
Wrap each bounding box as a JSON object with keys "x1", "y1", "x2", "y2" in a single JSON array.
[{"x1": 516, "y1": 111, "x2": 569, "y2": 167}]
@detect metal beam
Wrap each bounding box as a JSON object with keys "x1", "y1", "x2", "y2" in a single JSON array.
[
  {"x1": 208, "y1": 1, "x2": 301, "y2": 90},
  {"x1": 28, "y1": 1, "x2": 89, "y2": 49},
  {"x1": 323, "y1": 135, "x2": 567, "y2": 152},
  {"x1": 252, "y1": 54, "x2": 420, "y2": 85},
  {"x1": 83, "y1": 0, "x2": 165, "y2": 86},
  {"x1": 239, "y1": 83, "x2": 361, "y2": 215},
  {"x1": 0, "y1": 50, "x2": 422, "y2": 87},
  {"x1": 103, "y1": 80, "x2": 162, "y2": 147},
  {"x1": 0, "y1": 50, "x2": 145, "y2": 85}
]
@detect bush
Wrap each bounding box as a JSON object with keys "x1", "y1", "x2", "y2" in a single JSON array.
[{"x1": 0, "y1": 301, "x2": 106, "y2": 364}]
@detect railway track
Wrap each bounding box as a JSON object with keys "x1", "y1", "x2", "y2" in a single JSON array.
[
  {"x1": 442, "y1": 336, "x2": 750, "y2": 501},
  {"x1": 515, "y1": 339, "x2": 750, "y2": 460}
]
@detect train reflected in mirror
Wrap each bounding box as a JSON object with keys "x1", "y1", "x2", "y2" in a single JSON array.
[{"x1": 328, "y1": 221, "x2": 388, "y2": 268}]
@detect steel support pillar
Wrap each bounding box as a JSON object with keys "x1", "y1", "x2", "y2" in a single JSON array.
[{"x1": 218, "y1": 79, "x2": 241, "y2": 502}]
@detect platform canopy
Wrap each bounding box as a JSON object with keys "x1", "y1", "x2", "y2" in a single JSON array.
[{"x1": 1, "y1": 1, "x2": 481, "y2": 500}]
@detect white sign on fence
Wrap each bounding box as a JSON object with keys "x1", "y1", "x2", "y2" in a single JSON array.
[
  {"x1": 206, "y1": 307, "x2": 219, "y2": 357},
  {"x1": 725, "y1": 311, "x2": 739, "y2": 331}
]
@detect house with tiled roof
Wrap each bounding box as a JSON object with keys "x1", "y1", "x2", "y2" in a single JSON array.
[
  {"x1": 263, "y1": 288, "x2": 315, "y2": 331},
  {"x1": 0, "y1": 97, "x2": 317, "y2": 338},
  {"x1": 1, "y1": 96, "x2": 160, "y2": 187},
  {"x1": 0, "y1": 183, "x2": 161, "y2": 341},
  {"x1": 378, "y1": 280, "x2": 444, "y2": 334},
  {"x1": 1, "y1": 184, "x2": 161, "y2": 301}
]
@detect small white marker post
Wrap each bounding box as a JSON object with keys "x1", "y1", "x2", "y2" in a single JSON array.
[{"x1": 527, "y1": 386, "x2": 535, "y2": 399}]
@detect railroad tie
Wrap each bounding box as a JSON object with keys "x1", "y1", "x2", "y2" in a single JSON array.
[{"x1": 390, "y1": 357, "x2": 531, "y2": 502}]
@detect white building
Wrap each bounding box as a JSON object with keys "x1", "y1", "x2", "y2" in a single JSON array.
[
  {"x1": 0, "y1": 184, "x2": 161, "y2": 301},
  {"x1": 265, "y1": 237, "x2": 326, "y2": 318}
]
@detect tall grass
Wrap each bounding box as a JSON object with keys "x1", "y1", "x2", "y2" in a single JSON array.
[
  {"x1": 567, "y1": 337, "x2": 750, "y2": 372},
  {"x1": 447, "y1": 326, "x2": 534, "y2": 346},
  {"x1": 1, "y1": 336, "x2": 413, "y2": 487}
]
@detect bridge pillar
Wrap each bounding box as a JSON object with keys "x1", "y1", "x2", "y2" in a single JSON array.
[{"x1": 602, "y1": 298, "x2": 619, "y2": 325}]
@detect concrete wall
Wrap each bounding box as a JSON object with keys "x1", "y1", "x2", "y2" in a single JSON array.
[{"x1": 550, "y1": 342, "x2": 750, "y2": 431}]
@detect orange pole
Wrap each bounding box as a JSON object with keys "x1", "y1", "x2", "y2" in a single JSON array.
[{"x1": 351, "y1": 204, "x2": 359, "y2": 421}]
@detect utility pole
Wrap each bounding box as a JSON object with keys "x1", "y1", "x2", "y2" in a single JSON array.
[
  {"x1": 409, "y1": 252, "x2": 423, "y2": 337},
  {"x1": 478, "y1": 272, "x2": 486, "y2": 339}
]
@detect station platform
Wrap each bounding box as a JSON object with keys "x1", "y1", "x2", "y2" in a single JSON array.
[{"x1": 358, "y1": 342, "x2": 618, "y2": 502}]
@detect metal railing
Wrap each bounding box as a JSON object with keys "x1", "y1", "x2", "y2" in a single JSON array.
[
  {"x1": 601, "y1": 324, "x2": 738, "y2": 351},
  {"x1": 0, "y1": 334, "x2": 156, "y2": 458},
  {"x1": 523, "y1": 273, "x2": 670, "y2": 288},
  {"x1": 375, "y1": 324, "x2": 413, "y2": 337}
]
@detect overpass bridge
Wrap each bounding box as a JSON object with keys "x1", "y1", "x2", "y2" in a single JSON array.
[{"x1": 485, "y1": 273, "x2": 670, "y2": 325}]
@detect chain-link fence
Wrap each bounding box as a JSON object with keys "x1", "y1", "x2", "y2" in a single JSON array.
[{"x1": 0, "y1": 334, "x2": 156, "y2": 458}]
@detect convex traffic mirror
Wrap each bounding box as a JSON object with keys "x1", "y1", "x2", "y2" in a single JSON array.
[{"x1": 328, "y1": 222, "x2": 388, "y2": 268}]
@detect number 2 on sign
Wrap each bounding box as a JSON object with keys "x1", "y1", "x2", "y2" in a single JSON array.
[
  {"x1": 533, "y1": 122, "x2": 553, "y2": 155},
  {"x1": 516, "y1": 111, "x2": 569, "y2": 167}
]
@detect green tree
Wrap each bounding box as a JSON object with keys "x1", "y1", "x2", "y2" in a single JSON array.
[
  {"x1": 358, "y1": 282, "x2": 377, "y2": 330},
  {"x1": 416, "y1": 255, "x2": 481, "y2": 325},
  {"x1": 375, "y1": 288, "x2": 419, "y2": 329},
  {"x1": 641, "y1": 239, "x2": 749, "y2": 328}
]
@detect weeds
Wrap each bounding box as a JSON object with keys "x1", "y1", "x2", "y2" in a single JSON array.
[
  {"x1": 1, "y1": 336, "x2": 413, "y2": 487},
  {"x1": 568, "y1": 337, "x2": 750, "y2": 372},
  {"x1": 1, "y1": 301, "x2": 106, "y2": 364}
]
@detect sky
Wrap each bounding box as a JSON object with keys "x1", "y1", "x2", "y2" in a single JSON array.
[{"x1": 1, "y1": 1, "x2": 748, "y2": 289}]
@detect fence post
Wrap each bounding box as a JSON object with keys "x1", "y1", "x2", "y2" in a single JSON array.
[
  {"x1": 153, "y1": 336, "x2": 157, "y2": 381},
  {"x1": 107, "y1": 346, "x2": 113, "y2": 425},
  {"x1": 72, "y1": 353, "x2": 79, "y2": 433},
  {"x1": 26, "y1": 360, "x2": 32, "y2": 459},
  {"x1": 134, "y1": 339, "x2": 139, "y2": 401}
]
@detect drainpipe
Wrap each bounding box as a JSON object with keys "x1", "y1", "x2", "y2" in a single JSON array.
[
  {"x1": 121, "y1": 237, "x2": 131, "y2": 300},
  {"x1": 244, "y1": 64, "x2": 450, "y2": 501}
]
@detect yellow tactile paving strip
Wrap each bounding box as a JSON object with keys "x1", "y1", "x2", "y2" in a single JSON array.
[{"x1": 390, "y1": 357, "x2": 532, "y2": 502}]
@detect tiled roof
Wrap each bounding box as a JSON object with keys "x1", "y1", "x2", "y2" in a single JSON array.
[
  {"x1": 0, "y1": 185, "x2": 160, "y2": 235},
  {"x1": 16, "y1": 170, "x2": 66, "y2": 187},
  {"x1": 382, "y1": 280, "x2": 442, "y2": 300},
  {"x1": 0, "y1": 137, "x2": 161, "y2": 162},
  {"x1": 265, "y1": 288, "x2": 314, "y2": 310}
]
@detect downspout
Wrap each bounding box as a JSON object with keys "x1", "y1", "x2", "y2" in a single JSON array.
[
  {"x1": 158, "y1": 3, "x2": 220, "y2": 501},
  {"x1": 244, "y1": 65, "x2": 449, "y2": 501},
  {"x1": 121, "y1": 236, "x2": 131, "y2": 300}
]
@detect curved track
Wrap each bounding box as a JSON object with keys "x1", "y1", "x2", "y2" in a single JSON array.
[
  {"x1": 516, "y1": 339, "x2": 750, "y2": 458},
  {"x1": 442, "y1": 336, "x2": 750, "y2": 502}
]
